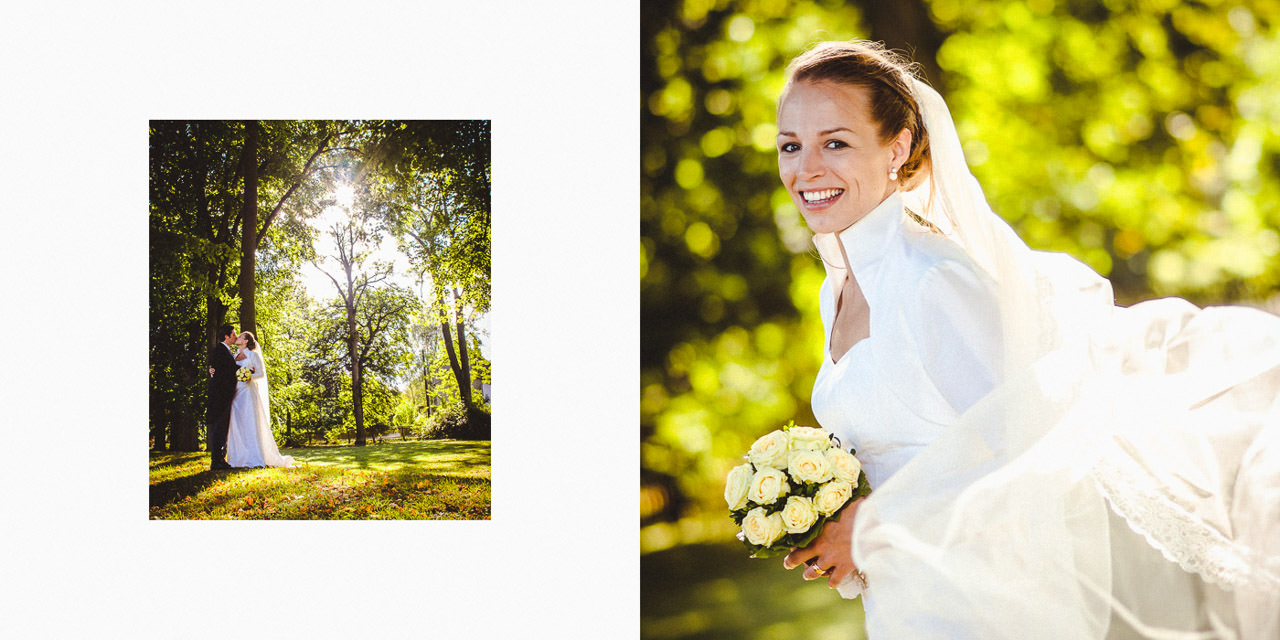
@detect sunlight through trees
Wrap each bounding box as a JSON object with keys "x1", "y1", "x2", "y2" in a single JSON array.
[{"x1": 150, "y1": 120, "x2": 491, "y2": 451}]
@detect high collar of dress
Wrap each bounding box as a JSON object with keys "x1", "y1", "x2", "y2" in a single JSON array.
[{"x1": 811, "y1": 191, "x2": 903, "y2": 278}]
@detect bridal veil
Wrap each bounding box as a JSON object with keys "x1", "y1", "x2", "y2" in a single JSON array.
[{"x1": 839, "y1": 77, "x2": 1280, "y2": 639}]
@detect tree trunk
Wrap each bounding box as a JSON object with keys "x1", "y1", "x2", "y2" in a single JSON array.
[
  {"x1": 862, "y1": 0, "x2": 946, "y2": 89},
  {"x1": 423, "y1": 362, "x2": 433, "y2": 416},
  {"x1": 172, "y1": 362, "x2": 201, "y2": 451},
  {"x1": 453, "y1": 287, "x2": 473, "y2": 409},
  {"x1": 178, "y1": 410, "x2": 198, "y2": 453},
  {"x1": 349, "y1": 307, "x2": 366, "y2": 446},
  {"x1": 237, "y1": 121, "x2": 259, "y2": 335},
  {"x1": 437, "y1": 287, "x2": 471, "y2": 409},
  {"x1": 151, "y1": 402, "x2": 168, "y2": 451}
]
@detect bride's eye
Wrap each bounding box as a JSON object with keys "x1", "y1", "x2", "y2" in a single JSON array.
[
  {"x1": 779, "y1": 141, "x2": 800, "y2": 153},
  {"x1": 825, "y1": 140, "x2": 849, "y2": 150}
]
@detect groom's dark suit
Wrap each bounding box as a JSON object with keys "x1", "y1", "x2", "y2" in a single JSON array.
[{"x1": 207, "y1": 341, "x2": 238, "y2": 469}]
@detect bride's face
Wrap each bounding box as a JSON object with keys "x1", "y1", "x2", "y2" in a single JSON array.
[
  {"x1": 235, "y1": 333, "x2": 247, "y2": 347},
  {"x1": 777, "y1": 81, "x2": 907, "y2": 234}
]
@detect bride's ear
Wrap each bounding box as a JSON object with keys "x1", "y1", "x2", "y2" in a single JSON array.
[{"x1": 890, "y1": 127, "x2": 912, "y2": 170}]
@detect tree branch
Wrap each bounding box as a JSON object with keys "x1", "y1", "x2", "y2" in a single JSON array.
[
  {"x1": 257, "y1": 132, "x2": 337, "y2": 245},
  {"x1": 314, "y1": 262, "x2": 346, "y2": 300}
]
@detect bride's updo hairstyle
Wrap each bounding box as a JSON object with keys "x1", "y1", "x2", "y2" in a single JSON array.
[
  {"x1": 241, "y1": 331, "x2": 258, "y2": 351},
  {"x1": 781, "y1": 40, "x2": 932, "y2": 192}
]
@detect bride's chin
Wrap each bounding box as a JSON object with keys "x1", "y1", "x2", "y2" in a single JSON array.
[{"x1": 801, "y1": 215, "x2": 837, "y2": 235}]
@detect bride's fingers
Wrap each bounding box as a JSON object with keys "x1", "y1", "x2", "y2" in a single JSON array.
[
  {"x1": 802, "y1": 559, "x2": 830, "y2": 580},
  {"x1": 783, "y1": 546, "x2": 818, "y2": 571},
  {"x1": 826, "y1": 562, "x2": 853, "y2": 589}
]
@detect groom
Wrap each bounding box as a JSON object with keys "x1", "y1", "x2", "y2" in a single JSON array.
[{"x1": 207, "y1": 323, "x2": 239, "y2": 470}]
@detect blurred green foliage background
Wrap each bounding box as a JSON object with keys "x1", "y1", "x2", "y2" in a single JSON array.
[{"x1": 641, "y1": 0, "x2": 1280, "y2": 637}]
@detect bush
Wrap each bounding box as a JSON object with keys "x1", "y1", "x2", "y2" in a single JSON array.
[
  {"x1": 422, "y1": 402, "x2": 490, "y2": 440},
  {"x1": 325, "y1": 425, "x2": 353, "y2": 444}
]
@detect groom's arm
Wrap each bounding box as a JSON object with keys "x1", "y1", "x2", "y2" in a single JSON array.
[{"x1": 210, "y1": 344, "x2": 234, "y2": 377}]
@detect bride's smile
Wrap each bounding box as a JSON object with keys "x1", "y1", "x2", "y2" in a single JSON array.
[{"x1": 800, "y1": 187, "x2": 845, "y2": 205}]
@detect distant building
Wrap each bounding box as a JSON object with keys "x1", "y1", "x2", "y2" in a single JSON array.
[{"x1": 473, "y1": 377, "x2": 491, "y2": 403}]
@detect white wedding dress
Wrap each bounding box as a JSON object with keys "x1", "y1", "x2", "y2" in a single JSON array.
[
  {"x1": 805, "y1": 80, "x2": 1280, "y2": 639},
  {"x1": 226, "y1": 347, "x2": 294, "y2": 468}
]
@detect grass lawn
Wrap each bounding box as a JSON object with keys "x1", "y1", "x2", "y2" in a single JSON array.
[
  {"x1": 643, "y1": 542, "x2": 866, "y2": 639},
  {"x1": 150, "y1": 439, "x2": 490, "y2": 520}
]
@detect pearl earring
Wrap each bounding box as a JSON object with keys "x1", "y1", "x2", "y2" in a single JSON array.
[{"x1": 889, "y1": 167, "x2": 899, "y2": 181}]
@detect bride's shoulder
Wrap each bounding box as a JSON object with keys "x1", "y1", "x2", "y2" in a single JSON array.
[{"x1": 898, "y1": 223, "x2": 992, "y2": 289}]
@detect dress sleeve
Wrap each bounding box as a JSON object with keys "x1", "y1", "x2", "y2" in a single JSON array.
[{"x1": 906, "y1": 259, "x2": 1003, "y2": 414}]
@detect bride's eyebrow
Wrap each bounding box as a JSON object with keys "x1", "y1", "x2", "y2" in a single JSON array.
[{"x1": 776, "y1": 126, "x2": 855, "y2": 138}]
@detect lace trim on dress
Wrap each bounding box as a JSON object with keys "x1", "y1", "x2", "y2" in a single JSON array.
[{"x1": 1091, "y1": 444, "x2": 1280, "y2": 595}]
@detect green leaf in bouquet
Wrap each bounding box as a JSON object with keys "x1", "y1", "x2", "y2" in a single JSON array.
[
  {"x1": 785, "y1": 516, "x2": 829, "y2": 550},
  {"x1": 854, "y1": 469, "x2": 872, "y2": 500},
  {"x1": 795, "y1": 480, "x2": 821, "y2": 499},
  {"x1": 747, "y1": 543, "x2": 789, "y2": 559}
]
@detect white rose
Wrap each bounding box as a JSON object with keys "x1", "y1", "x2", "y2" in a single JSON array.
[
  {"x1": 747, "y1": 466, "x2": 790, "y2": 505},
  {"x1": 780, "y1": 496, "x2": 819, "y2": 534},
  {"x1": 814, "y1": 480, "x2": 854, "y2": 516},
  {"x1": 825, "y1": 447, "x2": 862, "y2": 484},
  {"x1": 788, "y1": 449, "x2": 833, "y2": 484},
  {"x1": 788, "y1": 426, "x2": 832, "y2": 452},
  {"x1": 748, "y1": 430, "x2": 790, "y2": 469},
  {"x1": 742, "y1": 507, "x2": 785, "y2": 547},
  {"x1": 724, "y1": 463, "x2": 754, "y2": 511}
]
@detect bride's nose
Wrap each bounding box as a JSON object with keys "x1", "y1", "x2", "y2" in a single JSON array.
[{"x1": 798, "y1": 147, "x2": 826, "y2": 180}]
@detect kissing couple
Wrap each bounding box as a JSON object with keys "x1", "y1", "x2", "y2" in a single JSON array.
[{"x1": 206, "y1": 324, "x2": 294, "y2": 470}]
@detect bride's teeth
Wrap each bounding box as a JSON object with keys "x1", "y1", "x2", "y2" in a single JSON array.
[{"x1": 803, "y1": 189, "x2": 842, "y2": 203}]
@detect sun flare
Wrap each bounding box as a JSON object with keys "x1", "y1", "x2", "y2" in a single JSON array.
[{"x1": 334, "y1": 184, "x2": 355, "y2": 208}]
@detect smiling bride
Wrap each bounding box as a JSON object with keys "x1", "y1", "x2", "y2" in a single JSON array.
[{"x1": 769, "y1": 40, "x2": 1280, "y2": 640}]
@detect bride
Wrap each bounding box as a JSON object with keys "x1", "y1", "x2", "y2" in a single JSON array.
[
  {"x1": 772, "y1": 41, "x2": 1279, "y2": 638},
  {"x1": 226, "y1": 331, "x2": 294, "y2": 468}
]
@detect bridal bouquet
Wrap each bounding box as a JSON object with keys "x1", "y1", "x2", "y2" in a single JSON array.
[
  {"x1": 726, "y1": 422, "x2": 871, "y2": 558},
  {"x1": 236, "y1": 366, "x2": 252, "y2": 383}
]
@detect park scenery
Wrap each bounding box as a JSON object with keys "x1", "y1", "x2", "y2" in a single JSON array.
[
  {"x1": 642, "y1": 1, "x2": 1280, "y2": 638},
  {"x1": 150, "y1": 120, "x2": 490, "y2": 520}
]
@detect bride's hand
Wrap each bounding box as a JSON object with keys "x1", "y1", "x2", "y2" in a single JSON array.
[
  {"x1": 783, "y1": 497, "x2": 864, "y2": 589},
  {"x1": 235, "y1": 352, "x2": 247, "y2": 362}
]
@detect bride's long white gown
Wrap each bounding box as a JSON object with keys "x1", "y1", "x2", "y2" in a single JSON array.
[
  {"x1": 810, "y1": 192, "x2": 1280, "y2": 639},
  {"x1": 226, "y1": 348, "x2": 293, "y2": 468}
]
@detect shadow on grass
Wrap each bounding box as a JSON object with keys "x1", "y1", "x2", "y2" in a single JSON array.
[
  {"x1": 642, "y1": 542, "x2": 865, "y2": 640},
  {"x1": 148, "y1": 451, "x2": 207, "y2": 471},
  {"x1": 150, "y1": 440, "x2": 491, "y2": 518},
  {"x1": 149, "y1": 467, "x2": 253, "y2": 508}
]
